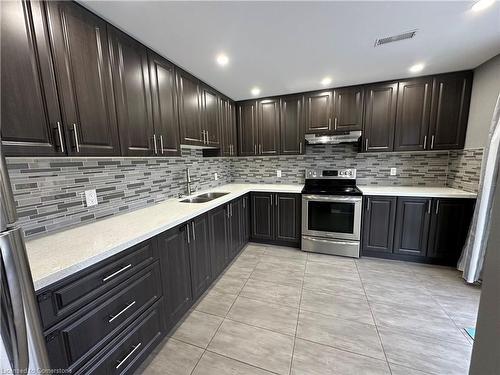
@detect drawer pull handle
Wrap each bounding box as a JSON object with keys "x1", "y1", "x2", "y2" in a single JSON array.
[
  {"x1": 115, "y1": 342, "x2": 142, "y2": 369},
  {"x1": 108, "y1": 300, "x2": 136, "y2": 323},
  {"x1": 103, "y1": 264, "x2": 132, "y2": 282}
]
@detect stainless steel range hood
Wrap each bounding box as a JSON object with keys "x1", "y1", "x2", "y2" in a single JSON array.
[{"x1": 305, "y1": 131, "x2": 362, "y2": 145}]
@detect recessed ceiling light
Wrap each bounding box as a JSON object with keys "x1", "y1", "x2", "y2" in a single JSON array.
[
  {"x1": 251, "y1": 87, "x2": 261, "y2": 96},
  {"x1": 321, "y1": 77, "x2": 332, "y2": 86},
  {"x1": 409, "y1": 63, "x2": 425, "y2": 73},
  {"x1": 216, "y1": 53, "x2": 229, "y2": 66},
  {"x1": 471, "y1": 0, "x2": 495, "y2": 12}
]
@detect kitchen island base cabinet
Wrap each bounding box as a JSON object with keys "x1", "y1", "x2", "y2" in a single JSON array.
[
  {"x1": 250, "y1": 192, "x2": 301, "y2": 247},
  {"x1": 361, "y1": 195, "x2": 474, "y2": 265}
]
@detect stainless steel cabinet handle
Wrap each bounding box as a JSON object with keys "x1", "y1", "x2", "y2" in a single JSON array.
[
  {"x1": 153, "y1": 134, "x2": 158, "y2": 154},
  {"x1": 365, "y1": 139, "x2": 368, "y2": 151},
  {"x1": 108, "y1": 301, "x2": 136, "y2": 323},
  {"x1": 206, "y1": 130, "x2": 209, "y2": 144},
  {"x1": 275, "y1": 194, "x2": 278, "y2": 206},
  {"x1": 367, "y1": 197, "x2": 371, "y2": 211},
  {"x1": 328, "y1": 118, "x2": 332, "y2": 129},
  {"x1": 299, "y1": 142, "x2": 303, "y2": 154},
  {"x1": 254, "y1": 144, "x2": 257, "y2": 154},
  {"x1": 243, "y1": 198, "x2": 246, "y2": 209},
  {"x1": 192, "y1": 221, "x2": 196, "y2": 241},
  {"x1": 423, "y1": 135, "x2": 427, "y2": 150},
  {"x1": 259, "y1": 144, "x2": 262, "y2": 154},
  {"x1": 160, "y1": 135, "x2": 164, "y2": 154},
  {"x1": 334, "y1": 117, "x2": 338, "y2": 129},
  {"x1": 436, "y1": 199, "x2": 440, "y2": 215},
  {"x1": 73, "y1": 123, "x2": 80, "y2": 153},
  {"x1": 186, "y1": 223, "x2": 190, "y2": 244},
  {"x1": 427, "y1": 200, "x2": 431, "y2": 214},
  {"x1": 102, "y1": 264, "x2": 132, "y2": 282},
  {"x1": 431, "y1": 135, "x2": 435, "y2": 149},
  {"x1": 56, "y1": 122, "x2": 65, "y2": 153},
  {"x1": 115, "y1": 342, "x2": 142, "y2": 369}
]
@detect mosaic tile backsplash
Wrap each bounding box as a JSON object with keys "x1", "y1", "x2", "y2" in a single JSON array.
[{"x1": 7, "y1": 145, "x2": 483, "y2": 238}]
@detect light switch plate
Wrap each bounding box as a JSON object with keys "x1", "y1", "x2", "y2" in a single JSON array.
[
  {"x1": 214, "y1": 172, "x2": 218, "y2": 181},
  {"x1": 85, "y1": 189, "x2": 98, "y2": 207},
  {"x1": 390, "y1": 168, "x2": 397, "y2": 176},
  {"x1": 277, "y1": 170, "x2": 282, "y2": 178}
]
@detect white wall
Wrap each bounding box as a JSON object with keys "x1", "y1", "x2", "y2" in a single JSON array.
[{"x1": 465, "y1": 54, "x2": 500, "y2": 149}]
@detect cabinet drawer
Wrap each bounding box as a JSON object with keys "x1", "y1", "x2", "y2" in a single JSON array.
[
  {"x1": 46, "y1": 262, "x2": 161, "y2": 372},
  {"x1": 38, "y1": 238, "x2": 158, "y2": 329},
  {"x1": 78, "y1": 301, "x2": 164, "y2": 375}
]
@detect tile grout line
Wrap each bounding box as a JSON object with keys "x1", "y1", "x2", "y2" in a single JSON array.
[{"x1": 354, "y1": 259, "x2": 393, "y2": 375}]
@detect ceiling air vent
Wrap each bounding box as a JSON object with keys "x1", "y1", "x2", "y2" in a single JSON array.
[{"x1": 374, "y1": 30, "x2": 417, "y2": 47}]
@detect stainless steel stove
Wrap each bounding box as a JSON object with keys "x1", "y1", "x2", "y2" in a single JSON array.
[{"x1": 301, "y1": 169, "x2": 362, "y2": 258}]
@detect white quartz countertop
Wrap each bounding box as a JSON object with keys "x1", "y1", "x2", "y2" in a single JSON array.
[
  {"x1": 357, "y1": 186, "x2": 477, "y2": 198},
  {"x1": 26, "y1": 183, "x2": 303, "y2": 291}
]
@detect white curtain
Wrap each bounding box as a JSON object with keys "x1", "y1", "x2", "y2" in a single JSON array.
[{"x1": 459, "y1": 94, "x2": 500, "y2": 283}]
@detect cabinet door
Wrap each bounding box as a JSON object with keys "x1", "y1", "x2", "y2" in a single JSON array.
[
  {"x1": 46, "y1": 1, "x2": 120, "y2": 156},
  {"x1": 201, "y1": 85, "x2": 220, "y2": 147},
  {"x1": 241, "y1": 195, "x2": 250, "y2": 244},
  {"x1": 229, "y1": 101, "x2": 237, "y2": 156},
  {"x1": 394, "y1": 197, "x2": 432, "y2": 256},
  {"x1": 257, "y1": 98, "x2": 280, "y2": 155},
  {"x1": 304, "y1": 91, "x2": 333, "y2": 133},
  {"x1": 219, "y1": 97, "x2": 231, "y2": 156},
  {"x1": 229, "y1": 199, "x2": 243, "y2": 259},
  {"x1": 394, "y1": 78, "x2": 432, "y2": 152},
  {"x1": 1, "y1": 0, "x2": 63, "y2": 156},
  {"x1": 332, "y1": 86, "x2": 364, "y2": 131},
  {"x1": 177, "y1": 70, "x2": 202, "y2": 145},
  {"x1": 427, "y1": 199, "x2": 474, "y2": 262},
  {"x1": 280, "y1": 95, "x2": 304, "y2": 155},
  {"x1": 109, "y1": 26, "x2": 154, "y2": 156},
  {"x1": 429, "y1": 71, "x2": 472, "y2": 150},
  {"x1": 189, "y1": 215, "x2": 211, "y2": 299},
  {"x1": 237, "y1": 101, "x2": 257, "y2": 156},
  {"x1": 148, "y1": 50, "x2": 180, "y2": 156},
  {"x1": 275, "y1": 193, "x2": 301, "y2": 244},
  {"x1": 250, "y1": 193, "x2": 274, "y2": 241},
  {"x1": 363, "y1": 82, "x2": 397, "y2": 152},
  {"x1": 209, "y1": 205, "x2": 229, "y2": 277},
  {"x1": 362, "y1": 196, "x2": 397, "y2": 254},
  {"x1": 158, "y1": 225, "x2": 192, "y2": 331}
]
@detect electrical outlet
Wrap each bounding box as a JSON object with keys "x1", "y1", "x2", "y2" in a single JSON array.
[
  {"x1": 84, "y1": 189, "x2": 98, "y2": 207},
  {"x1": 390, "y1": 168, "x2": 397, "y2": 176},
  {"x1": 277, "y1": 170, "x2": 282, "y2": 178},
  {"x1": 214, "y1": 172, "x2": 218, "y2": 181}
]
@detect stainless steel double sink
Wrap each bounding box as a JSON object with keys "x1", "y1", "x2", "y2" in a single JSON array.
[{"x1": 180, "y1": 192, "x2": 229, "y2": 203}]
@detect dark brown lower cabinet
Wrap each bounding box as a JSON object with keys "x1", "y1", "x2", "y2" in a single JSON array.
[
  {"x1": 361, "y1": 195, "x2": 474, "y2": 265},
  {"x1": 158, "y1": 224, "x2": 193, "y2": 331},
  {"x1": 188, "y1": 214, "x2": 211, "y2": 299},
  {"x1": 362, "y1": 196, "x2": 396, "y2": 254},
  {"x1": 250, "y1": 192, "x2": 301, "y2": 247},
  {"x1": 394, "y1": 197, "x2": 432, "y2": 256},
  {"x1": 427, "y1": 198, "x2": 475, "y2": 262},
  {"x1": 209, "y1": 205, "x2": 229, "y2": 276}
]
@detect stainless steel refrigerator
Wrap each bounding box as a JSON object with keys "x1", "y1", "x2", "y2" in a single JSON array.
[{"x1": 0, "y1": 147, "x2": 50, "y2": 372}]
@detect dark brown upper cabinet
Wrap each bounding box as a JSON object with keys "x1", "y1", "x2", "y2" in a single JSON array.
[
  {"x1": 429, "y1": 71, "x2": 472, "y2": 150},
  {"x1": 394, "y1": 77, "x2": 432, "y2": 152},
  {"x1": 332, "y1": 86, "x2": 364, "y2": 132},
  {"x1": 362, "y1": 82, "x2": 398, "y2": 152},
  {"x1": 220, "y1": 97, "x2": 237, "y2": 156},
  {"x1": 109, "y1": 26, "x2": 154, "y2": 156},
  {"x1": 1, "y1": 0, "x2": 63, "y2": 156},
  {"x1": 237, "y1": 100, "x2": 258, "y2": 156},
  {"x1": 304, "y1": 90, "x2": 333, "y2": 133},
  {"x1": 46, "y1": 1, "x2": 120, "y2": 156},
  {"x1": 200, "y1": 85, "x2": 220, "y2": 147},
  {"x1": 280, "y1": 95, "x2": 305, "y2": 155},
  {"x1": 176, "y1": 70, "x2": 203, "y2": 146},
  {"x1": 257, "y1": 98, "x2": 280, "y2": 155},
  {"x1": 148, "y1": 51, "x2": 181, "y2": 156}
]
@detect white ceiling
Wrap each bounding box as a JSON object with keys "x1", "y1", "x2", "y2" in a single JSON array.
[{"x1": 80, "y1": 1, "x2": 500, "y2": 101}]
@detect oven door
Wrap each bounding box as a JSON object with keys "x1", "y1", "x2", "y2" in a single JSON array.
[{"x1": 302, "y1": 195, "x2": 362, "y2": 241}]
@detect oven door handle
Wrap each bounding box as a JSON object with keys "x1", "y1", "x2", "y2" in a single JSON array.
[{"x1": 302, "y1": 195, "x2": 362, "y2": 203}]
